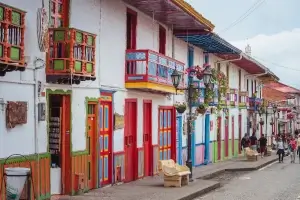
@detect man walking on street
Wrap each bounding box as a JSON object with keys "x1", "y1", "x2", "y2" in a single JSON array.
[
  {"x1": 259, "y1": 134, "x2": 267, "y2": 158},
  {"x1": 289, "y1": 136, "x2": 297, "y2": 163},
  {"x1": 250, "y1": 132, "x2": 258, "y2": 151},
  {"x1": 241, "y1": 133, "x2": 250, "y2": 156},
  {"x1": 277, "y1": 137, "x2": 284, "y2": 163}
]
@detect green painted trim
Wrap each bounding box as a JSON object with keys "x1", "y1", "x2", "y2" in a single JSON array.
[
  {"x1": 0, "y1": 152, "x2": 50, "y2": 164},
  {"x1": 72, "y1": 150, "x2": 89, "y2": 156},
  {"x1": 40, "y1": 193, "x2": 51, "y2": 200}
]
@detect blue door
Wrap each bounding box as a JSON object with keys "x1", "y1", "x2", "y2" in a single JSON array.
[
  {"x1": 204, "y1": 114, "x2": 210, "y2": 164},
  {"x1": 176, "y1": 116, "x2": 183, "y2": 164}
]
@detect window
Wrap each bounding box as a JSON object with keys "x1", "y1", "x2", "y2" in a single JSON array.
[
  {"x1": 50, "y1": 0, "x2": 69, "y2": 28},
  {"x1": 246, "y1": 79, "x2": 249, "y2": 92},
  {"x1": 126, "y1": 8, "x2": 137, "y2": 50},
  {"x1": 226, "y1": 63, "x2": 230, "y2": 84},
  {"x1": 159, "y1": 26, "x2": 166, "y2": 55},
  {"x1": 204, "y1": 53, "x2": 209, "y2": 64},
  {"x1": 251, "y1": 80, "x2": 254, "y2": 96},
  {"x1": 217, "y1": 63, "x2": 221, "y2": 71},
  {"x1": 254, "y1": 80, "x2": 257, "y2": 95}
]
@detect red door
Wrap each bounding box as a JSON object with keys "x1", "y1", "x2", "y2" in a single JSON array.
[
  {"x1": 143, "y1": 100, "x2": 152, "y2": 177},
  {"x1": 125, "y1": 99, "x2": 138, "y2": 182},
  {"x1": 99, "y1": 98, "x2": 113, "y2": 186},
  {"x1": 238, "y1": 115, "x2": 242, "y2": 154},
  {"x1": 61, "y1": 95, "x2": 71, "y2": 194},
  {"x1": 225, "y1": 116, "x2": 229, "y2": 157},
  {"x1": 232, "y1": 116, "x2": 234, "y2": 156},
  {"x1": 159, "y1": 107, "x2": 176, "y2": 161},
  {"x1": 217, "y1": 117, "x2": 221, "y2": 160},
  {"x1": 87, "y1": 103, "x2": 97, "y2": 189}
]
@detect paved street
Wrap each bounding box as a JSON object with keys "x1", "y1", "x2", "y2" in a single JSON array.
[{"x1": 198, "y1": 159, "x2": 300, "y2": 200}]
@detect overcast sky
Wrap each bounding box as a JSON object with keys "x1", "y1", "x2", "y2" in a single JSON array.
[{"x1": 185, "y1": 0, "x2": 300, "y2": 89}]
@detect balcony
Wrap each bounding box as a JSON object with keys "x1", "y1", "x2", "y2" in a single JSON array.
[
  {"x1": 125, "y1": 49, "x2": 185, "y2": 94},
  {"x1": 229, "y1": 89, "x2": 238, "y2": 107},
  {"x1": 239, "y1": 91, "x2": 249, "y2": 108},
  {"x1": 248, "y1": 97, "x2": 262, "y2": 111},
  {"x1": 0, "y1": 3, "x2": 26, "y2": 76},
  {"x1": 46, "y1": 28, "x2": 96, "y2": 84}
]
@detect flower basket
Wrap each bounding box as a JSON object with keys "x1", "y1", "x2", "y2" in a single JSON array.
[
  {"x1": 174, "y1": 102, "x2": 187, "y2": 114},
  {"x1": 270, "y1": 122, "x2": 274, "y2": 126},
  {"x1": 196, "y1": 105, "x2": 206, "y2": 115},
  {"x1": 259, "y1": 121, "x2": 264, "y2": 125},
  {"x1": 176, "y1": 106, "x2": 186, "y2": 114}
]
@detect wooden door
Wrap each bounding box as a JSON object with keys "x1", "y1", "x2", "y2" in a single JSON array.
[
  {"x1": 225, "y1": 117, "x2": 229, "y2": 157},
  {"x1": 159, "y1": 107, "x2": 176, "y2": 161},
  {"x1": 217, "y1": 117, "x2": 221, "y2": 160},
  {"x1": 124, "y1": 99, "x2": 137, "y2": 182},
  {"x1": 143, "y1": 100, "x2": 152, "y2": 177},
  {"x1": 61, "y1": 95, "x2": 71, "y2": 194},
  {"x1": 99, "y1": 100, "x2": 112, "y2": 186},
  {"x1": 232, "y1": 116, "x2": 234, "y2": 156},
  {"x1": 87, "y1": 103, "x2": 97, "y2": 189},
  {"x1": 238, "y1": 115, "x2": 242, "y2": 154}
]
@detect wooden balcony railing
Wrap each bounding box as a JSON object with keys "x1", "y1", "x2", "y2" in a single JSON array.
[
  {"x1": 125, "y1": 49, "x2": 185, "y2": 90},
  {"x1": 46, "y1": 27, "x2": 96, "y2": 83},
  {"x1": 239, "y1": 91, "x2": 249, "y2": 107},
  {"x1": 0, "y1": 3, "x2": 26, "y2": 76},
  {"x1": 229, "y1": 89, "x2": 238, "y2": 106}
]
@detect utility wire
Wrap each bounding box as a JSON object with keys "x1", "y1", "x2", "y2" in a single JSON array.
[
  {"x1": 252, "y1": 56, "x2": 300, "y2": 72},
  {"x1": 218, "y1": 0, "x2": 266, "y2": 34}
]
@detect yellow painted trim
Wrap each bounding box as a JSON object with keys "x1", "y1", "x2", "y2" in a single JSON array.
[
  {"x1": 171, "y1": 0, "x2": 215, "y2": 31},
  {"x1": 125, "y1": 82, "x2": 184, "y2": 94},
  {"x1": 100, "y1": 96, "x2": 112, "y2": 102}
]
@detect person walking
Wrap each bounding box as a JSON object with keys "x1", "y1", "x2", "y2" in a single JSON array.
[
  {"x1": 297, "y1": 136, "x2": 300, "y2": 163},
  {"x1": 289, "y1": 137, "x2": 297, "y2": 163},
  {"x1": 277, "y1": 137, "x2": 284, "y2": 163},
  {"x1": 259, "y1": 134, "x2": 267, "y2": 158},
  {"x1": 241, "y1": 133, "x2": 250, "y2": 156},
  {"x1": 250, "y1": 132, "x2": 258, "y2": 151}
]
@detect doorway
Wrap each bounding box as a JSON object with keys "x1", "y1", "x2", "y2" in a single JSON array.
[
  {"x1": 217, "y1": 117, "x2": 221, "y2": 160},
  {"x1": 124, "y1": 99, "x2": 138, "y2": 182},
  {"x1": 231, "y1": 116, "x2": 235, "y2": 157},
  {"x1": 238, "y1": 114, "x2": 242, "y2": 154},
  {"x1": 99, "y1": 98, "x2": 113, "y2": 186},
  {"x1": 225, "y1": 116, "x2": 229, "y2": 157},
  {"x1": 159, "y1": 106, "x2": 176, "y2": 161},
  {"x1": 87, "y1": 102, "x2": 97, "y2": 189},
  {"x1": 176, "y1": 116, "x2": 183, "y2": 165},
  {"x1": 48, "y1": 94, "x2": 71, "y2": 195},
  {"x1": 204, "y1": 114, "x2": 210, "y2": 163},
  {"x1": 143, "y1": 100, "x2": 153, "y2": 177}
]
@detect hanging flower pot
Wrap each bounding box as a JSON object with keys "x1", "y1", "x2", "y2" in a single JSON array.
[
  {"x1": 196, "y1": 105, "x2": 207, "y2": 115},
  {"x1": 174, "y1": 102, "x2": 187, "y2": 114},
  {"x1": 270, "y1": 122, "x2": 274, "y2": 126},
  {"x1": 196, "y1": 73, "x2": 204, "y2": 80},
  {"x1": 259, "y1": 120, "x2": 264, "y2": 125}
]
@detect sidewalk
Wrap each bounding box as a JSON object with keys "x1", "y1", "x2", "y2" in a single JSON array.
[{"x1": 52, "y1": 155, "x2": 277, "y2": 200}]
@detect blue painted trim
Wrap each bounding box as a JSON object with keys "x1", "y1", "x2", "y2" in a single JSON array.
[
  {"x1": 195, "y1": 143, "x2": 204, "y2": 146},
  {"x1": 99, "y1": 89, "x2": 115, "y2": 185},
  {"x1": 182, "y1": 146, "x2": 188, "y2": 149},
  {"x1": 176, "y1": 116, "x2": 183, "y2": 165},
  {"x1": 191, "y1": 120, "x2": 196, "y2": 166},
  {"x1": 204, "y1": 114, "x2": 210, "y2": 164}
]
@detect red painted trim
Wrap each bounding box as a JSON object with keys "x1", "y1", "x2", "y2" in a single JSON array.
[
  {"x1": 143, "y1": 100, "x2": 153, "y2": 176},
  {"x1": 114, "y1": 151, "x2": 125, "y2": 156},
  {"x1": 159, "y1": 25, "x2": 166, "y2": 55}
]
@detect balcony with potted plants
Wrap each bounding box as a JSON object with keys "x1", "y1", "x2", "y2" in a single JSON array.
[
  {"x1": 229, "y1": 88, "x2": 238, "y2": 107},
  {"x1": 46, "y1": 28, "x2": 96, "y2": 84},
  {"x1": 0, "y1": 3, "x2": 26, "y2": 76},
  {"x1": 125, "y1": 49, "x2": 185, "y2": 94},
  {"x1": 239, "y1": 91, "x2": 249, "y2": 108}
]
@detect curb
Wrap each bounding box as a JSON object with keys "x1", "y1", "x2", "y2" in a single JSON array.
[
  {"x1": 225, "y1": 158, "x2": 278, "y2": 172},
  {"x1": 178, "y1": 182, "x2": 221, "y2": 200}
]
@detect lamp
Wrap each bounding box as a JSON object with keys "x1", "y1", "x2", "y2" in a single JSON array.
[
  {"x1": 171, "y1": 69, "x2": 182, "y2": 89},
  {"x1": 202, "y1": 66, "x2": 212, "y2": 86}
]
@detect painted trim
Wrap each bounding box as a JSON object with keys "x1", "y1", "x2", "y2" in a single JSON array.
[
  {"x1": 0, "y1": 152, "x2": 50, "y2": 164},
  {"x1": 143, "y1": 100, "x2": 153, "y2": 176},
  {"x1": 204, "y1": 114, "x2": 210, "y2": 164},
  {"x1": 125, "y1": 82, "x2": 182, "y2": 94},
  {"x1": 114, "y1": 151, "x2": 125, "y2": 156},
  {"x1": 176, "y1": 115, "x2": 183, "y2": 165}
]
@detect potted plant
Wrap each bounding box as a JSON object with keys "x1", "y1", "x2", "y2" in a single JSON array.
[
  {"x1": 270, "y1": 122, "x2": 274, "y2": 126},
  {"x1": 174, "y1": 102, "x2": 187, "y2": 114},
  {"x1": 259, "y1": 120, "x2": 264, "y2": 125},
  {"x1": 196, "y1": 104, "x2": 208, "y2": 115}
]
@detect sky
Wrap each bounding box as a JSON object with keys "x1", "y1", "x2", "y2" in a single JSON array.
[{"x1": 185, "y1": 0, "x2": 300, "y2": 89}]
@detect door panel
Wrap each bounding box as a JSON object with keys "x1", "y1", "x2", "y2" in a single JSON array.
[
  {"x1": 159, "y1": 108, "x2": 175, "y2": 160},
  {"x1": 225, "y1": 117, "x2": 229, "y2": 157},
  {"x1": 125, "y1": 100, "x2": 137, "y2": 182},
  {"x1": 232, "y1": 116, "x2": 234, "y2": 156},
  {"x1": 87, "y1": 103, "x2": 96, "y2": 189},
  {"x1": 143, "y1": 101, "x2": 152, "y2": 177},
  {"x1": 99, "y1": 101, "x2": 112, "y2": 186},
  {"x1": 238, "y1": 115, "x2": 242, "y2": 154},
  {"x1": 217, "y1": 117, "x2": 221, "y2": 160},
  {"x1": 176, "y1": 116, "x2": 183, "y2": 164},
  {"x1": 61, "y1": 95, "x2": 71, "y2": 194}
]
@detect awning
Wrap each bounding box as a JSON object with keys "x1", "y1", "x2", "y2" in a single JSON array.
[
  {"x1": 123, "y1": 0, "x2": 214, "y2": 31},
  {"x1": 175, "y1": 32, "x2": 242, "y2": 54}
]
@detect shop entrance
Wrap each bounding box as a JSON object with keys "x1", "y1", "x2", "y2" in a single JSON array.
[{"x1": 48, "y1": 94, "x2": 71, "y2": 195}]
